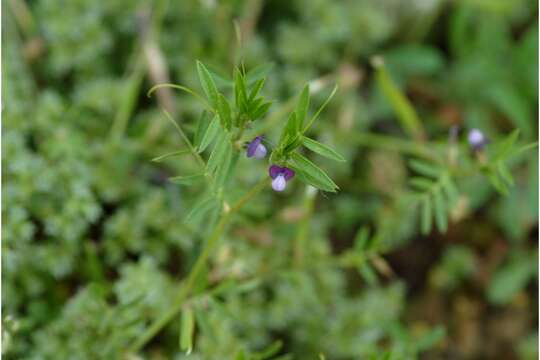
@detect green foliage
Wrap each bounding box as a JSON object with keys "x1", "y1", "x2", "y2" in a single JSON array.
[
  {"x1": 409, "y1": 160, "x2": 458, "y2": 234},
  {"x1": 3, "y1": 0, "x2": 537, "y2": 359},
  {"x1": 430, "y1": 245, "x2": 476, "y2": 290},
  {"x1": 487, "y1": 251, "x2": 537, "y2": 305}
]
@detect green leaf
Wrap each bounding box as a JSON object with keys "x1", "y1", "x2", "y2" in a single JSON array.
[
  {"x1": 251, "y1": 101, "x2": 272, "y2": 120},
  {"x1": 194, "y1": 111, "x2": 212, "y2": 149},
  {"x1": 415, "y1": 325, "x2": 446, "y2": 352},
  {"x1": 358, "y1": 263, "x2": 378, "y2": 286},
  {"x1": 497, "y1": 162, "x2": 514, "y2": 186},
  {"x1": 152, "y1": 149, "x2": 191, "y2": 162},
  {"x1": 433, "y1": 190, "x2": 448, "y2": 232},
  {"x1": 420, "y1": 196, "x2": 432, "y2": 235},
  {"x1": 169, "y1": 173, "x2": 205, "y2": 185},
  {"x1": 252, "y1": 340, "x2": 283, "y2": 360},
  {"x1": 207, "y1": 132, "x2": 228, "y2": 173},
  {"x1": 372, "y1": 57, "x2": 424, "y2": 140},
  {"x1": 303, "y1": 84, "x2": 338, "y2": 133},
  {"x1": 290, "y1": 152, "x2": 338, "y2": 192},
  {"x1": 354, "y1": 227, "x2": 370, "y2": 251},
  {"x1": 410, "y1": 177, "x2": 433, "y2": 191},
  {"x1": 223, "y1": 152, "x2": 240, "y2": 187},
  {"x1": 281, "y1": 112, "x2": 300, "y2": 149},
  {"x1": 409, "y1": 159, "x2": 441, "y2": 178},
  {"x1": 488, "y1": 172, "x2": 509, "y2": 195},
  {"x1": 217, "y1": 94, "x2": 232, "y2": 130},
  {"x1": 196, "y1": 61, "x2": 219, "y2": 108},
  {"x1": 198, "y1": 116, "x2": 221, "y2": 153},
  {"x1": 180, "y1": 307, "x2": 195, "y2": 354},
  {"x1": 147, "y1": 83, "x2": 211, "y2": 110},
  {"x1": 302, "y1": 136, "x2": 345, "y2": 162},
  {"x1": 245, "y1": 62, "x2": 274, "y2": 84},
  {"x1": 234, "y1": 69, "x2": 248, "y2": 112},
  {"x1": 494, "y1": 129, "x2": 520, "y2": 161},
  {"x1": 186, "y1": 196, "x2": 217, "y2": 223},
  {"x1": 194, "y1": 310, "x2": 215, "y2": 341},
  {"x1": 248, "y1": 78, "x2": 265, "y2": 102},
  {"x1": 213, "y1": 141, "x2": 233, "y2": 188},
  {"x1": 441, "y1": 175, "x2": 459, "y2": 206},
  {"x1": 295, "y1": 84, "x2": 310, "y2": 128},
  {"x1": 487, "y1": 255, "x2": 535, "y2": 304}
]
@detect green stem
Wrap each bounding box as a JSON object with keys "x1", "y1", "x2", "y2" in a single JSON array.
[
  {"x1": 160, "y1": 110, "x2": 206, "y2": 168},
  {"x1": 128, "y1": 178, "x2": 269, "y2": 354}
]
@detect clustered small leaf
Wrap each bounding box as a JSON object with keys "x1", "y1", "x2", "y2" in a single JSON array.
[{"x1": 155, "y1": 61, "x2": 343, "y2": 194}]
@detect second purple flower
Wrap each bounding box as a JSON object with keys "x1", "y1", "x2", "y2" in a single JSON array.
[{"x1": 246, "y1": 136, "x2": 268, "y2": 159}]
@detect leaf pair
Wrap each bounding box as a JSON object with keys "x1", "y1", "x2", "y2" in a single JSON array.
[
  {"x1": 206, "y1": 131, "x2": 234, "y2": 189},
  {"x1": 289, "y1": 152, "x2": 339, "y2": 192},
  {"x1": 352, "y1": 227, "x2": 383, "y2": 286},
  {"x1": 409, "y1": 159, "x2": 459, "y2": 234},
  {"x1": 234, "y1": 69, "x2": 272, "y2": 123},
  {"x1": 275, "y1": 84, "x2": 343, "y2": 192},
  {"x1": 280, "y1": 85, "x2": 310, "y2": 152},
  {"x1": 485, "y1": 129, "x2": 521, "y2": 195},
  {"x1": 197, "y1": 61, "x2": 234, "y2": 130}
]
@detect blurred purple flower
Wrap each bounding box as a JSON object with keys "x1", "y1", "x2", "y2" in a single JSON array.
[
  {"x1": 269, "y1": 165, "x2": 295, "y2": 192},
  {"x1": 246, "y1": 136, "x2": 267, "y2": 159},
  {"x1": 468, "y1": 128, "x2": 488, "y2": 151}
]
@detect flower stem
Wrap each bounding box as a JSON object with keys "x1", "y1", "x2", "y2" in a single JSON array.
[{"x1": 128, "y1": 178, "x2": 269, "y2": 354}]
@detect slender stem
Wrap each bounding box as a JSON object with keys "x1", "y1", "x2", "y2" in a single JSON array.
[
  {"x1": 109, "y1": 58, "x2": 145, "y2": 141},
  {"x1": 160, "y1": 110, "x2": 206, "y2": 168},
  {"x1": 128, "y1": 178, "x2": 269, "y2": 353},
  {"x1": 8, "y1": 0, "x2": 36, "y2": 37}
]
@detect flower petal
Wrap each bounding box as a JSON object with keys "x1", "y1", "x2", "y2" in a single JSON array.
[
  {"x1": 253, "y1": 143, "x2": 267, "y2": 159},
  {"x1": 247, "y1": 136, "x2": 262, "y2": 157},
  {"x1": 269, "y1": 165, "x2": 283, "y2": 179},
  {"x1": 282, "y1": 167, "x2": 295, "y2": 180},
  {"x1": 271, "y1": 174, "x2": 287, "y2": 191}
]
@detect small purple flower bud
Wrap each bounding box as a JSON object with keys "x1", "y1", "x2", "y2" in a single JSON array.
[
  {"x1": 247, "y1": 136, "x2": 267, "y2": 159},
  {"x1": 468, "y1": 128, "x2": 488, "y2": 151},
  {"x1": 269, "y1": 165, "x2": 295, "y2": 192}
]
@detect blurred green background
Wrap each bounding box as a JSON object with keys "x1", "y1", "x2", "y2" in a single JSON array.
[{"x1": 3, "y1": 0, "x2": 538, "y2": 358}]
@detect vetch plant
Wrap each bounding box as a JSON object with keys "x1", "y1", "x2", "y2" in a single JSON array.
[
  {"x1": 131, "y1": 61, "x2": 344, "y2": 353},
  {"x1": 368, "y1": 58, "x2": 538, "y2": 234}
]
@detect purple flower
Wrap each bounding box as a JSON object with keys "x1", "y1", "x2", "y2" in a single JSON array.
[
  {"x1": 269, "y1": 165, "x2": 295, "y2": 192},
  {"x1": 468, "y1": 128, "x2": 488, "y2": 151},
  {"x1": 246, "y1": 136, "x2": 267, "y2": 159}
]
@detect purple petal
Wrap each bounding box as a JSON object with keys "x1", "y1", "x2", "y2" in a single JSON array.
[
  {"x1": 252, "y1": 143, "x2": 267, "y2": 159},
  {"x1": 468, "y1": 129, "x2": 488, "y2": 150},
  {"x1": 282, "y1": 167, "x2": 295, "y2": 180},
  {"x1": 247, "y1": 136, "x2": 262, "y2": 157},
  {"x1": 269, "y1": 165, "x2": 283, "y2": 179}
]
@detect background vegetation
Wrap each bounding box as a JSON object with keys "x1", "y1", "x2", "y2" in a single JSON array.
[{"x1": 3, "y1": 0, "x2": 538, "y2": 358}]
